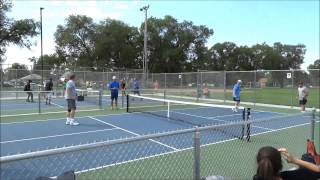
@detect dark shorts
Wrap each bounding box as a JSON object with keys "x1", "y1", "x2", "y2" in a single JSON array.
[
  {"x1": 67, "y1": 99, "x2": 76, "y2": 111},
  {"x1": 111, "y1": 93, "x2": 118, "y2": 101},
  {"x1": 133, "y1": 90, "x2": 140, "y2": 95},
  {"x1": 299, "y1": 98, "x2": 307, "y2": 105},
  {"x1": 233, "y1": 97, "x2": 240, "y2": 102}
]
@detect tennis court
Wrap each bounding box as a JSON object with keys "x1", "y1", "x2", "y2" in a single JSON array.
[{"x1": 1, "y1": 93, "x2": 318, "y2": 180}]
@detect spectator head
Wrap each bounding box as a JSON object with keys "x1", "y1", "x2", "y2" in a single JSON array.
[
  {"x1": 256, "y1": 146, "x2": 282, "y2": 180},
  {"x1": 298, "y1": 81, "x2": 304, "y2": 87},
  {"x1": 237, "y1": 80, "x2": 242, "y2": 84},
  {"x1": 112, "y1": 76, "x2": 117, "y2": 81},
  {"x1": 49, "y1": 78, "x2": 52, "y2": 81},
  {"x1": 28, "y1": 80, "x2": 32, "y2": 83},
  {"x1": 68, "y1": 73, "x2": 75, "y2": 80}
]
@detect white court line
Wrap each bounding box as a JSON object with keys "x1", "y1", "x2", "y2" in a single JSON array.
[
  {"x1": 207, "y1": 113, "x2": 242, "y2": 119},
  {"x1": 1, "y1": 108, "x2": 102, "y2": 118},
  {"x1": 50, "y1": 102, "x2": 64, "y2": 108},
  {"x1": 0, "y1": 106, "x2": 220, "y2": 124},
  {"x1": 88, "y1": 116, "x2": 178, "y2": 151},
  {"x1": 76, "y1": 118, "x2": 311, "y2": 175},
  {"x1": 0, "y1": 128, "x2": 118, "y2": 144}
]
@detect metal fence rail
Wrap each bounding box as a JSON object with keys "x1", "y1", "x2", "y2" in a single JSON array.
[{"x1": 1, "y1": 110, "x2": 316, "y2": 180}]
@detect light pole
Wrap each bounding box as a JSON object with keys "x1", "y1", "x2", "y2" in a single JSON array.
[
  {"x1": 40, "y1": 7, "x2": 44, "y2": 87},
  {"x1": 140, "y1": 5, "x2": 149, "y2": 86}
]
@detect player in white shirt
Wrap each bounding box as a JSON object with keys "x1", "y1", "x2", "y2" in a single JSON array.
[{"x1": 297, "y1": 81, "x2": 309, "y2": 112}]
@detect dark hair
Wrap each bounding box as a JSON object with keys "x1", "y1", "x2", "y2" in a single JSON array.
[
  {"x1": 69, "y1": 74, "x2": 75, "y2": 80},
  {"x1": 256, "y1": 146, "x2": 282, "y2": 180}
]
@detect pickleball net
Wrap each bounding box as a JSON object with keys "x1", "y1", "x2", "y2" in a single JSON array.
[{"x1": 127, "y1": 94, "x2": 249, "y2": 139}]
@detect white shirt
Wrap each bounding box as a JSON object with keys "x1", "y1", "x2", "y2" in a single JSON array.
[{"x1": 298, "y1": 86, "x2": 308, "y2": 100}]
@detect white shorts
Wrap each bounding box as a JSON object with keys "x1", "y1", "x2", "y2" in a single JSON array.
[{"x1": 46, "y1": 92, "x2": 52, "y2": 99}]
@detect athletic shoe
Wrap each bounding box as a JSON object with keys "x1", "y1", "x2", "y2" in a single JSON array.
[
  {"x1": 70, "y1": 120, "x2": 79, "y2": 126},
  {"x1": 301, "y1": 111, "x2": 306, "y2": 113},
  {"x1": 232, "y1": 108, "x2": 237, "y2": 112},
  {"x1": 65, "y1": 119, "x2": 71, "y2": 125}
]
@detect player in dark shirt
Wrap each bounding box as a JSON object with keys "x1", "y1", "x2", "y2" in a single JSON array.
[
  {"x1": 24, "y1": 80, "x2": 33, "y2": 102},
  {"x1": 120, "y1": 78, "x2": 126, "y2": 96},
  {"x1": 45, "y1": 78, "x2": 53, "y2": 105}
]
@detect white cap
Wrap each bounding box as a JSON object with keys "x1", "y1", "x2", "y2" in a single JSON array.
[
  {"x1": 112, "y1": 76, "x2": 116, "y2": 80},
  {"x1": 237, "y1": 80, "x2": 242, "y2": 83}
]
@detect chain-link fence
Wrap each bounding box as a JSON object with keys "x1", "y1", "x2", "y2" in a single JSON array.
[
  {"x1": 1, "y1": 65, "x2": 319, "y2": 109},
  {"x1": 0, "y1": 110, "x2": 317, "y2": 180},
  {"x1": 0, "y1": 89, "x2": 103, "y2": 116}
]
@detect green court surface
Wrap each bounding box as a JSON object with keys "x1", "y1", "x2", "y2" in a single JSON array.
[
  {"x1": 77, "y1": 122, "x2": 319, "y2": 180},
  {"x1": 166, "y1": 87, "x2": 320, "y2": 109}
]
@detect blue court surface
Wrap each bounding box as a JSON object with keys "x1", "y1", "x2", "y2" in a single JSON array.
[
  {"x1": 0, "y1": 107, "x2": 314, "y2": 180},
  {"x1": 1, "y1": 95, "x2": 120, "y2": 116}
]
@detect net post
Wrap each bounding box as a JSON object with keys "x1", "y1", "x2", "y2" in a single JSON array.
[
  {"x1": 246, "y1": 108, "x2": 251, "y2": 142},
  {"x1": 193, "y1": 128, "x2": 201, "y2": 180},
  {"x1": 121, "y1": 90, "x2": 124, "y2": 108},
  {"x1": 167, "y1": 102, "x2": 170, "y2": 118},
  {"x1": 163, "y1": 89, "x2": 166, "y2": 105},
  {"x1": 241, "y1": 108, "x2": 245, "y2": 140},
  {"x1": 311, "y1": 108, "x2": 316, "y2": 141},
  {"x1": 38, "y1": 92, "x2": 41, "y2": 114},
  {"x1": 126, "y1": 94, "x2": 129, "y2": 113},
  {"x1": 99, "y1": 90, "x2": 102, "y2": 109}
]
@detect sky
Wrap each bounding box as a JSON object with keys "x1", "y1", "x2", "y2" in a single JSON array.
[{"x1": 3, "y1": 0, "x2": 320, "y2": 70}]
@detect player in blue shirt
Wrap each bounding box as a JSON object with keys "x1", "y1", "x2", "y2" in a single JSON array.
[
  {"x1": 232, "y1": 80, "x2": 242, "y2": 112},
  {"x1": 109, "y1": 76, "x2": 120, "y2": 110},
  {"x1": 133, "y1": 78, "x2": 140, "y2": 96}
]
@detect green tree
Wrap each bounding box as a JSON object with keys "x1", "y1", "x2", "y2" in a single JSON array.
[
  {"x1": 29, "y1": 53, "x2": 65, "y2": 71},
  {"x1": 207, "y1": 42, "x2": 237, "y2": 70},
  {"x1": 144, "y1": 16, "x2": 213, "y2": 73},
  {"x1": 308, "y1": 60, "x2": 320, "y2": 87},
  {"x1": 4, "y1": 63, "x2": 30, "y2": 80},
  {"x1": 54, "y1": 15, "x2": 96, "y2": 68},
  {"x1": 0, "y1": 0, "x2": 39, "y2": 62},
  {"x1": 308, "y1": 59, "x2": 320, "y2": 69},
  {"x1": 95, "y1": 19, "x2": 141, "y2": 70}
]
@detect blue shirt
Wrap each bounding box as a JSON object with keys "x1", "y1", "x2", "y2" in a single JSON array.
[
  {"x1": 233, "y1": 83, "x2": 241, "y2": 98},
  {"x1": 65, "y1": 80, "x2": 77, "y2": 99},
  {"x1": 133, "y1": 80, "x2": 139, "y2": 90},
  {"x1": 109, "y1": 81, "x2": 120, "y2": 94}
]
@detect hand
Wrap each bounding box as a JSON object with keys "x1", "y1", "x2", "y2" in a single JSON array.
[{"x1": 278, "y1": 148, "x2": 295, "y2": 163}]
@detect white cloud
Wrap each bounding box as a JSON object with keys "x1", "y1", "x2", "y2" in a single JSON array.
[
  {"x1": 64, "y1": 7, "x2": 123, "y2": 20},
  {"x1": 113, "y1": 2, "x2": 131, "y2": 10},
  {"x1": 133, "y1": 0, "x2": 140, "y2": 5},
  {"x1": 4, "y1": 37, "x2": 55, "y2": 66}
]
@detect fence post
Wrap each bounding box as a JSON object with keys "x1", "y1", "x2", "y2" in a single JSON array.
[
  {"x1": 311, "y1": 108, "x2": 316, "y2": 141},
  {"x1": 290, "y1": 70, "x2": 294, "y2": 108},
  {"x1": 164, "y1": 73, "x2": 167, "y2": 89},
  {"x1": 194, "y1": 128, "x2": 201, "y2": 180},
  {"x1": 223, "y1": 71, "x2": 226, "y2": 103},
  {"x1": 0, "y1": 63, "x2": 2, "y2": 91},
  {"x1": 253, "y1": 70, "x2": 257, "y2": 108}
]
